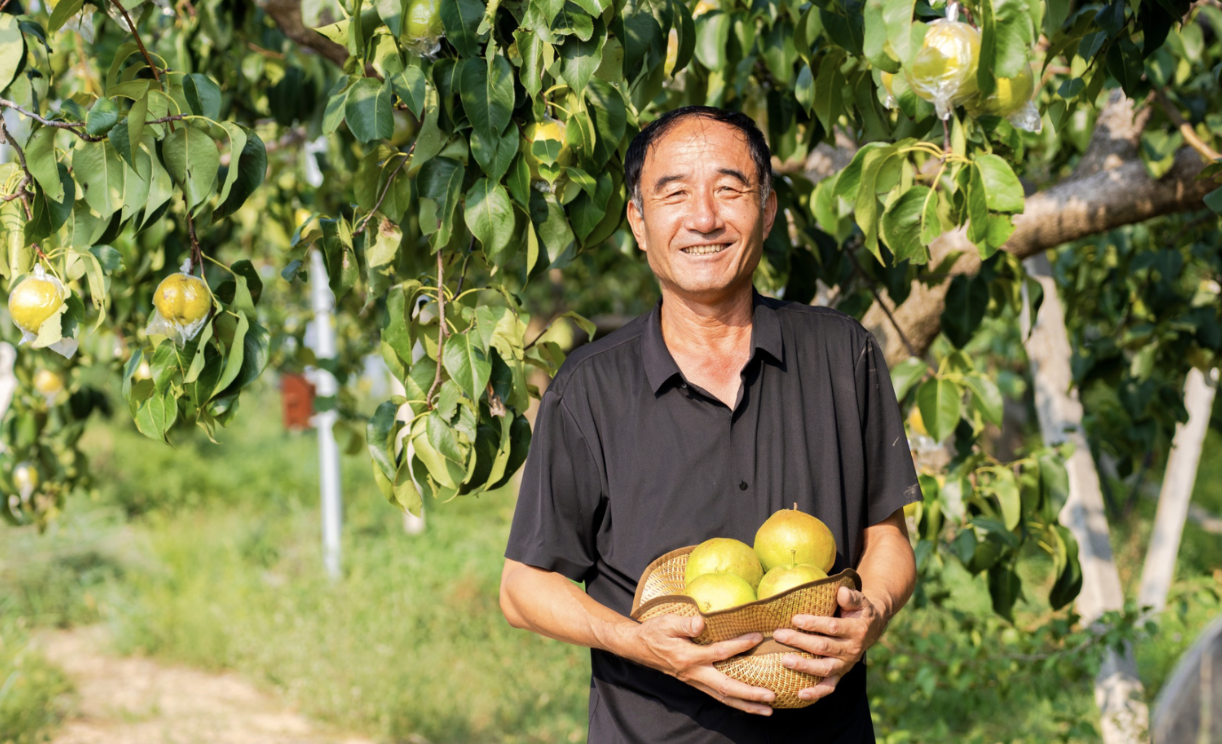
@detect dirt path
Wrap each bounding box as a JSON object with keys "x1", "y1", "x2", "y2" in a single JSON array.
[{"x1": 35, "y1": 627, "x2": 379, "y2": 744}]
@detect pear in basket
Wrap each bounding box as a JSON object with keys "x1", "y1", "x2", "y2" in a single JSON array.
[
  {"x1": 754, "y1": 505, "x2": 837, "y2": 573},
  {"x1": 757, "y1": 563, "x2": 828, "y2": 600},
  {"x1": 683, "y1": 537, "x2": 764, "y2": 589},
  {"x1": 685, "y1": 572, "x2": 757, "y2": 612}
]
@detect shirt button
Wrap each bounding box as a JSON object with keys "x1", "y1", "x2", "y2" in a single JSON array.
[
  {"x1": 680, "y1": 382, "x2": 687, "y2": 389},
  {"x1": 739, "y1": 481, "x2": 748, "y2": 491}
]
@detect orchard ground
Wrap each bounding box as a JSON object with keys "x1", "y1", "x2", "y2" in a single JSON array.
[{"x1": 2, "y1": 382, "x2": 1220, "y2": 744}]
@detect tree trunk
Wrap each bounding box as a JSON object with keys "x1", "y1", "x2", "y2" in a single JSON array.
[
  {"x1": 1022, "y1": 254, "x2": 1150, "y2": 744},
  {"x1": 1137, "y1": 366, "x2": 1219, "y2": 614}
]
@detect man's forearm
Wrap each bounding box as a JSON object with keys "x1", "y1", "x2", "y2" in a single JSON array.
[
  {"x1": 500, "y1": 559, "x2": 637, "y2": 656},
  {"x1": 855, "y1": 509, "x2": 916, "y2": 627}
]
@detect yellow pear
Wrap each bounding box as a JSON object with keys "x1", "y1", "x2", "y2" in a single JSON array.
[
  {"x1": 153, "y1": 273, "x2": 212, "y2": 326},
  {"x1": 757, "y1": 563, "x2": 827, "y2": 600},
  {"x1": 754, "y1": 506, "x2": 837, "y2": 573},
  {"x1": 685, "y1": 537, "x2": 763, "y2": 589},
  {"x1": 685, "y1": 572, "x2": 757, "y2": 613}
]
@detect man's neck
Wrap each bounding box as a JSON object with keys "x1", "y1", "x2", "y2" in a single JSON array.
[{"x1": 658, "y1": 285, "x2": 755, "y2": 358}]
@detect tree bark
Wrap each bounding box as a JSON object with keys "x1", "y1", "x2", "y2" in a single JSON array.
[
  {"x1": 259, "y1": 0, "x2": 351, "y2": 69},
  {"x1": 1137, "y1": 366, "x2": 1219, "y2": 614},
  {"x1": 1022, "y1": 254, "x2": 1150, "y2": 744},
  {"x1": 865, "y1": 92, "x2": 1220, "y2": 366}
]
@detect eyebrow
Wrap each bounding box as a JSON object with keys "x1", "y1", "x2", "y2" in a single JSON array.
[{"x1": 651, "y1": 168, "x2": 754, "y2": 194}]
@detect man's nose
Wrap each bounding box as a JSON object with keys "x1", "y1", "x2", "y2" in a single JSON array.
[{"x1": 685, "y1": 188, "x2": 724, "y2": 233}]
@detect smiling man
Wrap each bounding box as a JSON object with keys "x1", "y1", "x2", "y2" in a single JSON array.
[{"x1": 499, "y1": 107, "x2": 921, "y2": 743}]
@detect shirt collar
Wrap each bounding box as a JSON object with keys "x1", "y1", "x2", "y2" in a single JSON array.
[{"x1": 642, "y1": 289, "x2": 785, "y2": 394}]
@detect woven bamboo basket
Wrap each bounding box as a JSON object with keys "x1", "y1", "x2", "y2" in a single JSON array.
[{"x1": 629, "y1": 545, "x2": 860, "y2": 709}]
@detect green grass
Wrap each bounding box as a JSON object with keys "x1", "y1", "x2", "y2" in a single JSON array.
[
  {"x1": 0, "y1": 618, "x2": 74, "y2": 744},
  {"x1": 2, "y1": 382, "x2": 1221, "y2": 743}
]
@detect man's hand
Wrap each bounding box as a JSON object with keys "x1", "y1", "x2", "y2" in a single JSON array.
[
  {"x1": 770, "y1": 586, "x2": 888, "y2": 704},
  {"x1": 622, "y1": 614, "x2": 776, "y2": 716}
]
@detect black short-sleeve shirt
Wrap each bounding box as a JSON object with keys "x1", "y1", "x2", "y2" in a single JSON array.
[{"x1": 506, "y1": 291, "x2": 921, "y2": 744}]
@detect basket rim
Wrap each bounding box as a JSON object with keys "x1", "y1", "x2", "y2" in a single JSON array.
[{"x1": 630, "y1": 566, "x2": 861, "y2": 620}]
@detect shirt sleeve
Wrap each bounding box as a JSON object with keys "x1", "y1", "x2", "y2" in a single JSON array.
[
  {"x1": 505, "y1": 388, "x2": 605, "y2": 583},
  {"x1": 854, "y1": 333, "x2": 922, "y2": 526}
]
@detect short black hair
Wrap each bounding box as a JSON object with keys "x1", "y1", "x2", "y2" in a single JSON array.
[{"x1": 624, "y1": 106, "x2": 772, "y2": 212}]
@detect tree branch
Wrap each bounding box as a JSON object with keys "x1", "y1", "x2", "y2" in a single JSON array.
[
  {"x1": 1152, "y1": 87, "x2": 1222, "y2": 162},
  {"x1": 259, "y1": 0, "x2": 353, "y2": 69},
  {"x1": 861, "y1": 93, "x2": 1222, "y2": 365},
  {"x1": 0, "y1": 99, "x2": 188, "y2": 142}
]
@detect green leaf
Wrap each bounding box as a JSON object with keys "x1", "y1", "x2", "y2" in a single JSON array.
[
  {"x1": 881, "y1": 186, "x2": 933, "y2": 265},
  {"x1": 72, "y1": 140, "x2": 126, "y2": 223},
  {"x1": 464, "y1": 179, "x2": 515, "y2": 263},
  {"x1": 24, "y1": 126, "x2": 63, "y2": 203},
  {"x1": 585, "y1": 78, "x2": 626, "y2": 167},
  {"x1": 529, "y1": 190, "x2": 576, "y2": 271},
  {"x1": 987, "y1": 561, "x2": 1021, "y2": 622},
  {"x1": 135, "y1": 391, "x2": 178, "y2": 443},
  {"x1": 440, "y1": 0, "x2": 488, "y2": 57},
  {"x1": 964, "y1": 373, "x2": 1004, "y2": 425},
  {"x1": 1203, "y1": 185, "x2": 1222, "y2": 215},
  {"x1": 184, "y1": 73, "x2": 222, "y2": 120},
  {"x1": 390, "y1": 66, "x2": 427, "y2": 118},
  {"x1": 213, "y1": 313, "x2": 250, "y2": 396},
  {"x1": 813, "y1": 49, "x2": 845, "y2": 134},
  {"x1": 345, "y1": 77, "x2": 395, "y2": 143},
  {"x1": 443, "y1": 332, "x2": 493, "y2": 401},
  {"x1": 418, "y1": 157, "x2": 464, "y2": 247},
  {"x1": 990, "y1": 468, "x2": 1021, "y2": 531},
  {"x1": 694, "y1": 11, "x2": 731, "y2": 71},
  {"x1": 1049, "y1": 525, "x2": 1082, "y2": 610},
  {"x1": 163, "y1": 127, "x2": 220, "y2": 214},
  {"x1": 214, "y1": 122, "x2": 248, "y2": 209},
  {"x1": 974, "y1": 154, "x2": 1025, "y2": 213},
  {"x1": 367, "y1": 399, "x2": 402, "y2": 481},
  {"x1": 426, "y1": 411, "x2": 466, "y2": 465},
  {"x1": 48, "y1": 0, "x2": 84, "y2": 33},
  {"x1": 941, "y1": 275, "x2": 989, "y2": 348},
  {"x1": 965, "y1": 164, "x2": 989, "y2": 247},
  {"x1": 322, "y1": 76, "x2": 352, "y2": 135},
  {"x1": 977, "y1": 0, "x2": 1035, "y2": 97},
  {"x1": 459, "y1": 55, "x2": 516, "y2": 143},
  {"x1": 86, "y1": 98, "x2": 120, "y2": 137},
  {"x1": 0, "y1": 15, "x2": 24, "y2": 94},
  {"x1": 375, "y1": 0, "x2": 405, "y2": 36},
  {"x1": 470, "y1": 124, "x2": 519, "y2": 183},
  {"x1": 213, "y1": 126, "x2": 266, "y2": 221},
  {"x1": 916, "y1": 377, "x2": 961, "y2": 442},
  {"x1": 890, "y1": 356, "x2": 927, "y2": 401},
  {"x1": 368, "y1": 218, "x2": 402, "y2": 267},
  {"x1": 559, "y1": 26, "x2": 605, "y2": 96}
]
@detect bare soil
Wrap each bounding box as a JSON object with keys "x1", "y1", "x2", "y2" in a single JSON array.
[{"x1": 35, "y1": 627, "x2": 378, "y2": 744}]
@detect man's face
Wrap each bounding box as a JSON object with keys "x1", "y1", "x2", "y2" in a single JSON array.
[{"x1": 626, "y1": 117, "x2": 778, "y2": 305}]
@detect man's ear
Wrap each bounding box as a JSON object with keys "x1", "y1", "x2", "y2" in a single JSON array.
[
  {"x1": 762, "y1": 188, "x2": 779, "y2": 237},
  {"x1": 626, "y1": 197, "x2": 648, "y2": 253}
]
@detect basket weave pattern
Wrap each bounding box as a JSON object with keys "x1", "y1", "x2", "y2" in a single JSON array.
[{"x1": 629, "y1": 546, "x2": 860, "y2": 709}]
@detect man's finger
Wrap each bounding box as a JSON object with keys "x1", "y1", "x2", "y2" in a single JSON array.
[
  {"x1": 686, "y1": 667, "x2": 776, "y2": 713},
  {"x1": 696, "y1": 632, "x2": 764, "y2": 663},
  {"x1": 772, "y1": 628, "x2": 851, "y2": 659},
  {"x1": 780, "y1": 653, "x2": 849, "y2": 678},
  {"x1": 788, "y1": 614, "x2": 844, "y2": 636},
  {"x1": 655, "y1": 613, "x2": 706, "y2": 638},
  {"x1": 837, "y1": 585, "x2": 865, "y2": 610},
  {"x1": 798, "y1": 674, "x2": 841, "y2": 703}
]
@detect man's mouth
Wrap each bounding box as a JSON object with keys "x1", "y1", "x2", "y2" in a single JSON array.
[{"x1": 681, "y1": 243, "x2": 731, "y2": 256}]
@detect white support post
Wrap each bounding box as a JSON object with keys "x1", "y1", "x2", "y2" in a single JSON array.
[
  {"x1": 1137, "y1": 366, "x2": 1219, "y2": 614},
  {"x1": 310, "y1": 248, "x2": 343, "y2": 579},
  {"x1": 1022, "y1": 254, "x2": 1150, "y2": 744}
]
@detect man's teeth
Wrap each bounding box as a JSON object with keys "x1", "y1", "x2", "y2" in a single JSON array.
[{"x1": 684, "y1": 245, "x2": 727, "y2": 255}]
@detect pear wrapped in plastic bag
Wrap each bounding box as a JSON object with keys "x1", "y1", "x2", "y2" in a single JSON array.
[
  {"x1": 907, "y1": 4, "x2": 982, "y2": 120},
  {"x1": 146, "y1": 261, "x2": 213, "y2": 347}
]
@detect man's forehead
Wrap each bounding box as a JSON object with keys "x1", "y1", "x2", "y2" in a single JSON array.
[{"x1": 642, "y1": 118, "x2": 755, "y2": 178}]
